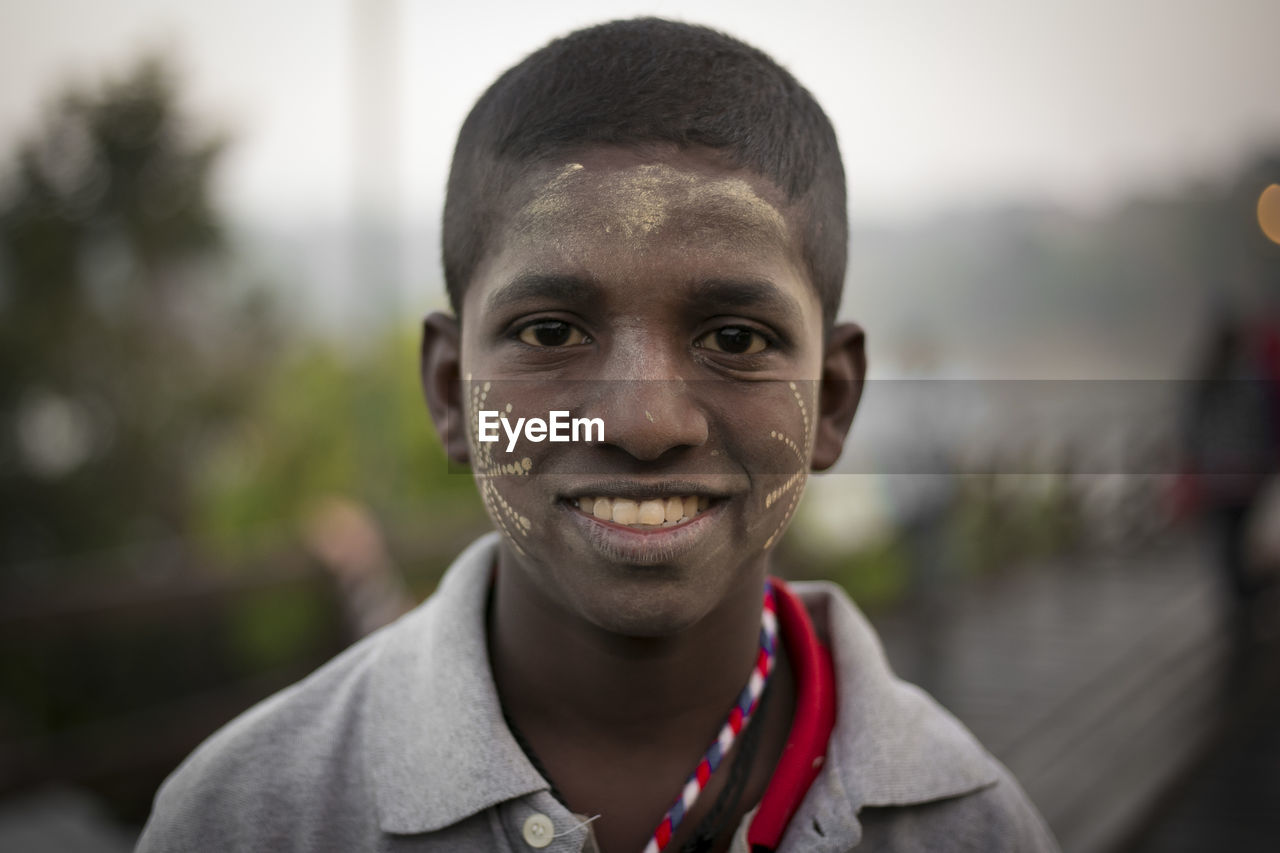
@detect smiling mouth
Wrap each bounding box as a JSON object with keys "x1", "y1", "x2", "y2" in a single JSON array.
[{"x1": 569, "y1": 495, "x2": 712, "y2": 529}]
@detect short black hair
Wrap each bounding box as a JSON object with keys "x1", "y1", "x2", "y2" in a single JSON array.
[{"x1": 442, "y1": 17, "x2": 847, "y2": 325}]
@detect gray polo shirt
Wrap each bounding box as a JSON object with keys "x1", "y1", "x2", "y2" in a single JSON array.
[{"x1": 137, "y1": 534, "x2": 1059, "y2": 852}]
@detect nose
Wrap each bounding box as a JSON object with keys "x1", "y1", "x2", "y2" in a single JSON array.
[
  {"x1": 589, "y1": 334, "x2": 709, "y2": 462},
  {"x1": 597, "y1": 379, "x2": 709, "y2": 461}
]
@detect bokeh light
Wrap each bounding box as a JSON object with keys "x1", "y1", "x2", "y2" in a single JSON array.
[{"x1": 1258, "y1": 183, "x2": 1280, "y2": 244}]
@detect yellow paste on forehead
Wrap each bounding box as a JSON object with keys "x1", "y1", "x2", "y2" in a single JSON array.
[{"x1": 514, "y1": 161, "x2": 790, "y2": 245}]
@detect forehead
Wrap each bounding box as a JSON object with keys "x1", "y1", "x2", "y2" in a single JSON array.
[
  {"x1": 465, "y1": 147, "x2": 814, "y2": 318},
  {"x1": 506, "y1": 150, "x2": 793, "y2": 248}
]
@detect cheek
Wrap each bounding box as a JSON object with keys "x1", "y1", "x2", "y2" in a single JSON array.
[
  {"x1": 466, "y1": 377, "x2": 541, "y2": 556},
  {"x1": 749, "y1": 380, "x2": 819, "y2": 550}
]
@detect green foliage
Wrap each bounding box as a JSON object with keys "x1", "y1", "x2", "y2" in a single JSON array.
[
  {"x1": 951, "y1": 474, "x2": 1081, "y2": 575},
  {"x1": 225, "y1": 582, "x2": 333, "y2": 671},
  {"x1": 828, "y1": 537, "x2": 910, "y2": 609},
  {"x1": 778, "y1": 531, "x2": 910, "y2": 611},
  {"x1": 0, "y1": 56, "x2": 275, "y2": 575},
  {"x1": 191, "y1": 331, "x2": 484, "y2": 562}
]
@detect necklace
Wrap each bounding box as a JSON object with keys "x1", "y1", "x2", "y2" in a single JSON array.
[
  {"x1": 677, "y1": 671, "x2": 775, "y2": 853},
  {"x1": 643, "y1": 580, "x2": 778, "y2": 853}
]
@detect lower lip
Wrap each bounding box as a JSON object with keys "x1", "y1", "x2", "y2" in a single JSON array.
[{"x1": 561, "y1": 500, "x2": 724, "y2": 566}]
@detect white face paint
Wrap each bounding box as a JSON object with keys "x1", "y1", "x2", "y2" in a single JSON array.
[
  {"x1": 762, "y1": 380, "x2": 818, "y2": 550},
  {"x1": 456, "y1": 145, "x2": 831, "y2": 637},
  {"x1": 466, "y1": 377, "x2": 532, "y2": 554},
  {"x1": 503, "y1": 159, "x2": 795, "y2": 265}
]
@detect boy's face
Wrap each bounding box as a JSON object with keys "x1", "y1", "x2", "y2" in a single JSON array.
[{"x1": 423, "y1": 146, "x2": 863, "y2": 637}]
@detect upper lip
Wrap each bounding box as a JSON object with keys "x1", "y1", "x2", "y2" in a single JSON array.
[{"x1": 560, "y1": 480, "x2": 734, "y2": 501}]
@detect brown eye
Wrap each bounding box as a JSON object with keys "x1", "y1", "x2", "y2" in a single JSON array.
[
  {"x1": 696, "y1": 326, "x2": 768, "y2": 355},
  {"x1": 518, "y1": 320, "x2": 589, "y2": 347}
]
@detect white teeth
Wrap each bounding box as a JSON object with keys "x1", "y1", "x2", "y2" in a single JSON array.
[
  {"x1": 664, "y1": 497, "x2": 683, "y2": 523},
  {"x1": 576, "y1": 494, "x2": 711, "y2": 527},
  {"x1": 638, "y1": 500, "x2": 666, "y2": 525},
  {"x1": 612, "y1": 499, "x2": 639, "y2": 525}
]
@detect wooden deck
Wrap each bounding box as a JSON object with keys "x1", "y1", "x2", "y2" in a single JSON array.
[{"x1": 871, "y1": 530, "x2": 1275, "y2": 853}]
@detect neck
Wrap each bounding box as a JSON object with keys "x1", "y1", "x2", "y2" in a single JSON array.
[
  {"x1": 487, "y1": 543, "x2": 795, "y2": 853},
  {"x1": 489, "y1": 549, "x2": 769, "y2": 748}
]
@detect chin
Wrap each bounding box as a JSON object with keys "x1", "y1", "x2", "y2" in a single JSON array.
[{"x1": 573, "y1": 577, "x2": 719, "y2": 639}]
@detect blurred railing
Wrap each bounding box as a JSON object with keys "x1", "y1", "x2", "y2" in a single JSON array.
[{"x1": 0, "y1": 548, "x2": 347, "y2": 822}]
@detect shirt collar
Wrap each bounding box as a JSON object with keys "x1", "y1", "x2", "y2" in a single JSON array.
[
  {"x1": 779, "y1": 580, "x2": 1001, "y2": 851},
  {"x1": 365, "y1": 533, "x2": 548, "y2": 834},
  {"x1": 362, "y1": 536, "x2": 999, "y2": 840}
]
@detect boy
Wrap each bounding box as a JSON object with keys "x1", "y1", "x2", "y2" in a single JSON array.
[{"x1": 139, "y1": 18, "x2": 1058, "y2": 853}]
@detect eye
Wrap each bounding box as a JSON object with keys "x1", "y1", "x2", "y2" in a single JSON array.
[
  {"x1": 695, "y1": 326, "x2": 769, "y2": 355},
  {"x1": 517, "y1": 320, "x2": 590, "y2": 347}
]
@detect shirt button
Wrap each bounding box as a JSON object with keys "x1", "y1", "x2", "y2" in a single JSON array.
[{"x1": 522, "y1": 813, "x2": 554, "y2": 848}]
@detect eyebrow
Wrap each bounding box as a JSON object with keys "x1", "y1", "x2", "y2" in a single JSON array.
[
  {"x1": 484, "y1": 273, "x2": 599, "y2": 314},
  {"x1": 484, "y1": 272, "x2": 806, "y2": 328},
  {"x1": 685, "y1": 277, "x2": 804, "y2": 327}
]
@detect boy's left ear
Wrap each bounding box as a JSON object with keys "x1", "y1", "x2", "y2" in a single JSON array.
[
  {"x1": 811, "y1": 322, "x2": 866, "y2": 472},
  {"x1": 420, "y1": 312, "x2": 470, "y2": 465}
]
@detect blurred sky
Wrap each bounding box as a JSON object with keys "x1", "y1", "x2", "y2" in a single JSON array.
[{"x1": 4, "y1": 0, "x2": 1280, "y2": 228}]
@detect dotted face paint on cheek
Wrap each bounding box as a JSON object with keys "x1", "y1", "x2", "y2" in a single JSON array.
[
  {"x1": 466, "y1": 378, "x2": 533, "y2": 555},
  {"x1": 762, "y1": 381, "x2": 818, "y2": 550}
]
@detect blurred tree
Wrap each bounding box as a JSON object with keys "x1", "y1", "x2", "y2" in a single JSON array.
[
  {"x1": 0, "y1": 56, "x2": 275, "y2": 579},
  {"x1": 191, "y1": 331, "x2": 485, "y2": 568}
]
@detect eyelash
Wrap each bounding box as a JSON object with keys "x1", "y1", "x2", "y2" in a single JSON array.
[
  {"x1": 509, "y1": 319, "x2": 783, "y2": 356},
  {"x1": 512, "y1": 319, "x2": 592, "y2": 348},
  {"x1": 692, "y1": 325, "x2": 776, "y2": 356}
]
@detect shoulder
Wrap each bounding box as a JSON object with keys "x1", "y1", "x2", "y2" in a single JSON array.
[
  {"x1": 137, "y1": 534, "x2": 529, "y2": 850},
  {"x1": 136, "y1": 622, "x2": 393, "y2": 852},
  {"x1": 857, "y1": 764, "x2": 1060, "y2": 852},
  {"x1": 785, "y1": 581, "x2": 1060, "y2": 852}
]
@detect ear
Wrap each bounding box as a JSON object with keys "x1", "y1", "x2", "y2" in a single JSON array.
[
  {"x1": 810, "y1": 322, "x2": 866, "y2": 472},
  {"x1": 420, "y1": 312, "x2": 470, "y2": 465}
]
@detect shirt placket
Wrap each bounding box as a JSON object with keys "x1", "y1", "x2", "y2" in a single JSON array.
[{"x1": 497, "y1": 792, "x2": 596, "y2": 853}]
